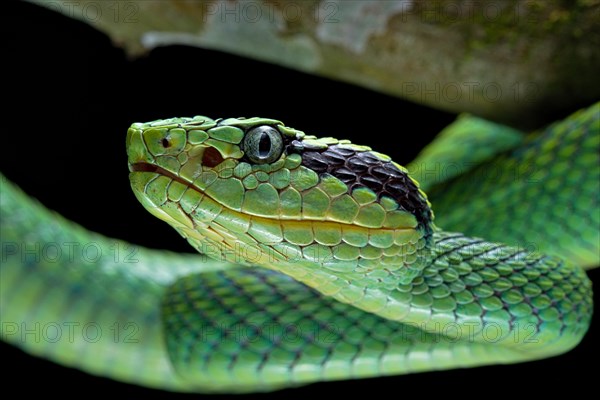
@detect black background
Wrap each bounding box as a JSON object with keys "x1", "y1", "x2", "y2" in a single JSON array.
[{"x1": 1, "y1": 1, "x2": 597, "y2": 398}]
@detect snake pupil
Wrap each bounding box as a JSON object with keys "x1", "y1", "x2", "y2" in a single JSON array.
[{"x1": 258, "y1": 133, "x2": 271, "y2": 158}]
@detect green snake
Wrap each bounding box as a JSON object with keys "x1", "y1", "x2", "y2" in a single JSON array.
[{"x1": 1, "y1": 103, "x2": 598, "y2": 393}]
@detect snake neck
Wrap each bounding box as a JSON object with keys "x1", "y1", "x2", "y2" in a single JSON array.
[{"x1": 179, "y1": 217, "x2": 435, "y2": 284}]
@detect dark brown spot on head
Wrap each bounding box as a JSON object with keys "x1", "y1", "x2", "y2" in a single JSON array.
[{"x1": 203, "y1": 147, "x2": 224, "y2": 168}]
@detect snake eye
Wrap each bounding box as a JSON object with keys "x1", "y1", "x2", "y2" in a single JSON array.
[{"x1": 242, "y1": 126, "x2": 284, "y2": 164}]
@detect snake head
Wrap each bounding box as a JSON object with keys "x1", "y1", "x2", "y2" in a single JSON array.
[{"x1": 127, "y1": 116, "x2": 434, "y2": 286}]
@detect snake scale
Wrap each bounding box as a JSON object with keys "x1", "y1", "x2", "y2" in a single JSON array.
[{"x1": 1, "y1": 101, "x2": 597, "y2": 393}]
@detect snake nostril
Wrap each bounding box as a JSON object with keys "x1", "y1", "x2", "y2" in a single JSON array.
[
  {"x1": 162, "y1": 138, "x2": 170, "y2": 148},
  {"x1": 203, "y1": 147, "x2": 224, "y2": 167}
]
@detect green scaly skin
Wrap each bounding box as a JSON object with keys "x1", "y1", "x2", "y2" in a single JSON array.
[
  {"x1": 0, "y1": 175, "x2": 220, "y2": 391},
  {"x1": 1, "y1": 104, "x2": 597, "y2": 393},
  {"x1": 418, "y1": 104, "x2": 600, "y2": 269}
]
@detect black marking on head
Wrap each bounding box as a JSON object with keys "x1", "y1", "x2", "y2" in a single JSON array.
[{"x1": 297, "y1": 145, "x2": 433, "y2": 231}]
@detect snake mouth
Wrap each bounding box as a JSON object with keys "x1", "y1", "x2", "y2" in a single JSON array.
[{"x1": 129, "y1": 163, "x2": 193, "y2": 189}]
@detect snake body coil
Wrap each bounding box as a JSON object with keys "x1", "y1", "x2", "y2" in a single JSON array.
[
  {"x1": 1, "y1": 104, "x2": 597, "y2": 392},
  {"x1": 129, "y1": 113, "x2": 593, "y2": 391}
]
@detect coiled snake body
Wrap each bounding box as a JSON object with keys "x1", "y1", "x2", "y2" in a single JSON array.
[{"x1": 1, "y1": 103, "x2": 598, "y2": 392}]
